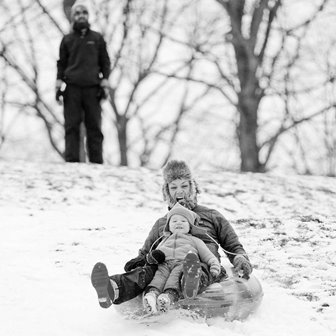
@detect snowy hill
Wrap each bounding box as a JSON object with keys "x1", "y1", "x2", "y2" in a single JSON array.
[{"x1": 0, "y1": 160, "x2": 335, "y2": 336}]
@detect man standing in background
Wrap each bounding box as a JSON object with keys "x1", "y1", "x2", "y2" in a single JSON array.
[{"x1": 56, "y1": 0, "x2": 111, "y2": 164}]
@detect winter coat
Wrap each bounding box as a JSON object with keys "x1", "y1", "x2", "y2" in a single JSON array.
[
  {"x1": 139, "y1": 204, "x2": 247, "y2": 264},
  {"x1": 149, "y1": 232, "x2": 219, "y2": 292},
  {"x1": 158, "y1": 232, "x2": 219, "y2": 265},
  {"x1": 57, "y1": 29, "x2": 111, "y2": 87}
]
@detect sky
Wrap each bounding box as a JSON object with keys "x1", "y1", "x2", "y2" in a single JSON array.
[{"x1": 0, "y1": 160, "x2": 335, "y2": 335}]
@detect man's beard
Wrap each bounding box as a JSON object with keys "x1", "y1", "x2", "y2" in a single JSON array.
[{"x1": 73, "y1": 20, "x2": 90, "y2": 32}]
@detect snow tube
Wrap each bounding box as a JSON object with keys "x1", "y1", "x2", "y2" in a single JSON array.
[
  {"x1": 115, "y1": 268, "x2": 263, "y2": 321},
  {"x1": 177, "y1": 272, "x2": 263, "y2": 320}
]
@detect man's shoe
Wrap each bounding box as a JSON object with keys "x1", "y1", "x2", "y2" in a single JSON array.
[
  {"x1": 91, "y1": 262, "x2": 114, "y2": 308},
  {"x1": 182, "y1": 251, "x2": 201, "y2": 299}
]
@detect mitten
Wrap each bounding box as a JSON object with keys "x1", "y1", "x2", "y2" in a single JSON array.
[
  {"x1": 233, "y1": 255, "x2": 252, "y2": 279},
  {"x1": 146, "y1": 250, "x2": 165, "y2": 265},
  {"x1": 209, "y1": 259, "x2": 221, "y2": 277},
  {"x1": 124, "y1": 255, "x2": 146, "y2": 272}
]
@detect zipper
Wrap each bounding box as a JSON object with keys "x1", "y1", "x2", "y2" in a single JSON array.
[{"x1": 173, "y1": 233, "x2": 179, "y2": 259}]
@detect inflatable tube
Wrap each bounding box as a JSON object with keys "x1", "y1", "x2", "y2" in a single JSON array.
[
  {"x1": 177, "y1": 272, "x2": 263, "y2": 320},
  {"x1": 115, "y1": 268, "x2": 263, "y2": 321}
]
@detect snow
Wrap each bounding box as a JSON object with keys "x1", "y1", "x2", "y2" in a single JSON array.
[{"x1": 0, "y1": 160, "x2": 335, "y2": 335}]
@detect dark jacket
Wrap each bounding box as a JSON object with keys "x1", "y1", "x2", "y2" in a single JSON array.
[
  {"x1": 139, "y1": 204, "x2": 247, "y2": 264},
  {"x1": 57, "y1": 29, "x2": 111, "y2": 86}
]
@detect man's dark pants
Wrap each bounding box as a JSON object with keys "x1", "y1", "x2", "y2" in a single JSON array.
[
  {"x1": 109, "y1": 263, "x2": 213, "y2": 304},
  {"x1": 110, "y1": 265, "x2": 157, "y2": 304},
  {"x1": 63, "y1": 84, "x2": 103, "y2": 163}
]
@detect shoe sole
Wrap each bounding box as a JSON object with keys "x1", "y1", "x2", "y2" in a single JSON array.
[
  {"x1": 182, "y1": 252, "x2": 201, "y2": 299},
  {"x1": 91, "y1": 262, "x2": 112, "y2": 308}
]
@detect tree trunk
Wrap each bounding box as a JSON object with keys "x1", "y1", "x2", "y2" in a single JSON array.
[
  {"x1": 238, "y1": 95, "x2": 261, "y2": 172},
  {"x1": 63, "y1": 0, "x2": 76, "y2": 22},
  {"x1": 218, "y1": 0, "x2": 279, "y2": 172},
  {"x1": 117, "y1": 117, "x2": 128, "y2": 166},
  {"x1": 235, "y1": 56, "x2": 262, "y2": 172}
]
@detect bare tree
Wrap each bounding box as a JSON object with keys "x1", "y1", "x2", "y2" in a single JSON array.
[
  {"x1": 1, "y1": 0, "x2": 204, "y2": 166},
  {"x1": 76, "y1": 0, "x2": 207, "y2": 166},
  {"x1": 0, "y1": 0, "x2": 65, "y2": 159},
  {"x1": 155, "y1": 0, "x2": 333, "y2": 172},
  {"x1": 216, "y1": 0, "x2": 336, "y2": 172},
  {"x1": 1, "y1": 0, "x2": 335, "y2": 173}
]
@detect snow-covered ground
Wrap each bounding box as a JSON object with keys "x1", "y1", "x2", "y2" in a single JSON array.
[{"x1": 0, "y1": 160, "x2": 335, "y2": 335}]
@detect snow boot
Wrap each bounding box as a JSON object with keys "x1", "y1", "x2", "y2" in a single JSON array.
[
  {"x1": 182, "y1": 251, "x2": 201, "y2": 299},
  {"x1": 157, "y1": 288, "x2": 179, "y2": 312},
  {"x1": 157, "y1": 293, "x2": 171, "y2": 312},
  {"x1": 91, "y1": 262, "x2": 115, "y2": 308},
  {"x1": 143, "y1": 291, "x2": 158, "y2": 314}
]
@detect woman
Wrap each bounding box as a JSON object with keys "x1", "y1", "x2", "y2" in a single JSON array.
[{"x1": 91, "y1": 160, "x2": 252, "y2": 308}]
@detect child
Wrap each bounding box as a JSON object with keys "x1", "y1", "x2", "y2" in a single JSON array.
[{"x1": 143, "y1": 203, "x2": 221, "y2": 314}]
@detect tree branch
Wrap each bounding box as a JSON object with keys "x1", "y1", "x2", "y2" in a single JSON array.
[{"x1": 261, "y1": 104, "x2": 336, "y2": 165}]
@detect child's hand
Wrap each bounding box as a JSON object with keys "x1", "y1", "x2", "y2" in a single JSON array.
[
  {"x1": 146, "y1": 249, "x2": 165, "y2": 265},
  {"x1": 210, "y1": 263, "x2": 220, "y2": 277}
]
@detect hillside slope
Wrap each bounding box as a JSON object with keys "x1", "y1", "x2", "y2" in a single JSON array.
[{"x1": 0, "y1": 160, "x2": 335, "y2": 335}]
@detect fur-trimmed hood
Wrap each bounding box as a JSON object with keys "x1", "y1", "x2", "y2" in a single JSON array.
[{"x1": 161, "y1": 160, "x2": 200, "y2": 209}]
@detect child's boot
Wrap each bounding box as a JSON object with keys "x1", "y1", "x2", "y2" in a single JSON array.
[
  {"x1": 181, "y1": 251, "x2": 201, "y2": 299},
  {"x1": 143, "y1": 290, "x2": 158, "y2": 314},
  {"x1": 157, "y1": 289, "x2": 178, "y2": 313}
]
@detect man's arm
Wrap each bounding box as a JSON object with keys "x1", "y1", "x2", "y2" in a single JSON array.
[
  {"x1": 123, "y1": 217, "x2": 165, "y2": 272},
  {"x1": 55, "y1": 37, "x2": 68, "y2": 103},
  {"x1": 98, "y1": 35, "x2": 111, "y2": 80},
  {"x1": 138, "y1": 218, "x2": 164, "y2": 256},
  {"x1": 56, "y1": 37, "x2": 68, "y2": 82},
  {"x1": 212, "y1": 210, "x2": 247, "y2": 263}
]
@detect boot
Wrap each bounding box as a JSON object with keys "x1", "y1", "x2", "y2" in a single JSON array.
[
  {"x1": 157, "y1": 293, "x2": 171, "y2": 312},
  {"x1": 181, "y1": 251, "x2": 201, "y2": 299},
  {"x1": 143, "y1": 291, "x2": 158, "y2": 314},
  {"x1": 157, "y1": 289, "x2": 178, "y2": 312},
  {"x1": 91, "y1": 262, "x2": 117, "y2": 308}
]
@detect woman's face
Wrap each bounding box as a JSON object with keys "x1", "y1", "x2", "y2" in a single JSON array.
[{"x1": 168, "y1": 178, "x2": 191, "y2": 205}]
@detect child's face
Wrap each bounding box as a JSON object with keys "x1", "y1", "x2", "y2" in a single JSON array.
[{"x1": 169, "y1": 214, "x2": 190, "y2": 234}]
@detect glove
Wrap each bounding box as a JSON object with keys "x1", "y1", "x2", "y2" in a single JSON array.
[
  {"x1": 146, "y1": 250, "x2": 165, "y2": 265},
  {"x1": 56, "y1": 88, "x2": 63, "y2": 103},
  {"x1": 98, "y1": 79, "x2": 109, "y2": 100},
  {"x1": 55, "y1": 79, "x2": 64, "y2": 104},
  {"x1": 233, "y1": 255, "x2": 252, "y2": 279},
  {"x1": 209, "y1": 260, "x2": 221, "y2": 277},
  {"x1": 97, "y1": 86, "x2": 108, "y2": 101},
  {"x1": 124, "y1": 255, "x2": 146, "y2": 272}
]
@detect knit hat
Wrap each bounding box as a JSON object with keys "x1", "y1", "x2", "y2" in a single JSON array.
[
  {"x1": 164, "y1": 203, "x2": 207, "y2": 237},
  {"x1": 167, "y1": 202, "x2": 197, "y2": 227},
  {"x1": 162, "y1": 160, "x2": 200, "y2": 209},
  {"x1": 71, "y1": 0, "x2": 90, "y2": 19}
]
